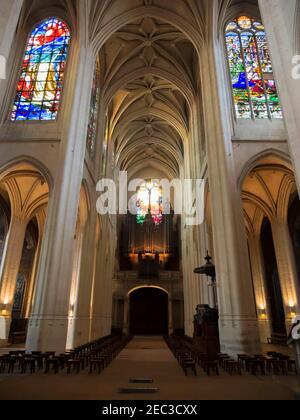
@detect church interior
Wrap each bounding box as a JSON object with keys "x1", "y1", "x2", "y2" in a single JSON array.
[{"x1": 0, "y1": 0, "x2": 300, "y2": 401}]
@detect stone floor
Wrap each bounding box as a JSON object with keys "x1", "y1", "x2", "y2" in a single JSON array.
[{"x1": 0, "y1": 336, "x2": 299, "y2": 400}]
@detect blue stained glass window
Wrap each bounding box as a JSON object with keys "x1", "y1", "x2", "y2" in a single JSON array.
[{"x1": 11, "y1": 18, "x2": 71, "y2": 121}]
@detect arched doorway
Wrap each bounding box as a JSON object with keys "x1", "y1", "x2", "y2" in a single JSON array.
[
  {"x1": 0, "y1": 161, "x2": 49, "y2": 341},
  {"x1": 288, "y1": 195, "x2": 300, "y2": 288},
  {"x1": 129, "y1": 287, "x2": 168, "y2": 335},
  {"x1": 261, "y1": 219, "x2": 286, "y2": 335},
  {"x1": 0, "y1": 194, "x2": 10, "y2": 266}
]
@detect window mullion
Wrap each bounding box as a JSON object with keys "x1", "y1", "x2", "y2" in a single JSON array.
[
  {"x1": 254, "y1": 33, "x2": 272, "y2": 120},
  {"x1": 240, "y1": 32, "x2": 255, "y2": 120}
]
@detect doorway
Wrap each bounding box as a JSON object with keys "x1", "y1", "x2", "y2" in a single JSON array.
[
  {"x1": 261, "y1": 219, "x2": 286, "y2": 335},
  {"x1": 129, "y1": 287, "x2": 168, "y2": 335}
]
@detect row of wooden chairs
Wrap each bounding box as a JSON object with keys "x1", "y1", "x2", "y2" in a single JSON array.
[
  {"x1": 237, "y1": 352, "x2": 297, "y2": 376},
  {"x1": 0, "y1": 334, "x2": 131, "y2": 375},
  {"x1": 0, "y1": 351, "x2": 60, "y2": 375},
  {"x1": 165, "y1": 336, "x2": 197, "y2": 376}
]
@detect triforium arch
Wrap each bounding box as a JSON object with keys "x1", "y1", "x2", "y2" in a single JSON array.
[
  {"x1": 0, "y1": 158, "x2": 50, "y2": 340},
  {"x1": 241, "y1": 152, "x2": 300, "y2": 342}
]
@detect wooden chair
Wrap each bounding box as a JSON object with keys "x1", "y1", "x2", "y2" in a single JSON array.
[
  {"x1": 182, "y1": 359, "x2": 197, "y2": 376},
  {"x1": 45, "y1": 358, "x2": 60, "y2": 374},
  {"x1": 251, "y1": 359, "x2": 266, "y2": 376},
  {"x1": 21, "y1": 358, "x2": 36, "y2": 374},
  {"x1": 89, "y1": 359, "x2": 104, "y2": 374},
  {"x1": 67, "y1": 359, "x2": 81, "y2": 374},
  {"x1": 227, "y1": 361, "x2": 242, "y2": 376},
  {"x1": 238, "y1": 355, "x2": 251, "y2": 369},
  {"x1": 288, "y1": 359, "x2": 297, "y2": 374},
  {"x1": 271, "y1": 359, "x2": 288, "y2": 376},
  {"x1": 0, "y1": 356, "x2": 16, "y2": 374},
  {"x1": 206, "y1": 361, "x2": 219, "y2": 376}
]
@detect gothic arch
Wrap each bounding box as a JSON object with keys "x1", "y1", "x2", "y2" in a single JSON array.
[
  {"x1": 238, "y1": 149, "x2": 292, "y2": 191},
  {"x1": 91, "y1": 5, "x2": 203, "y2": 56},
  {"x1": 241, "y1": 152, "x2": 297, "y2": 235},
  {"x1": 219, "y1": 2, "x2": 261, "y2": 34},
  {"x1": 103, "y1": 67, "x2": 195, "y2": 110},
  {"x1": 128, "y1": 284, "x2": 169, "y2": 297},
  {"x1": 0, "y1": 156, "x2": 53, "y2": 191}
]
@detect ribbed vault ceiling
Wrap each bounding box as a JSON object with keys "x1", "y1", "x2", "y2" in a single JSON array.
[{"x1": 101, "y1": 16, "x2": 198, "y2": 179}]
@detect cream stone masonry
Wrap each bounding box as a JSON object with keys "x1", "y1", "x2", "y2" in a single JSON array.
[
  {"x1": 200, "y1": 0, "x2": 261, "y2": 354},
  {"x1": 271, "y1": 221, "x2": 300, "y2": 320},
  {"x1": 0, "y1": 0, "x2": 299, "y2": 356},
  {"x1": 0, "y1": 0, "x2": 23, "y2": 98},
  {"x1": 258, "y1": 0, "x2": 300, "y2": 190},
  {"x1": 0, "y1": 217, "x2": 27, "y2": 339},
  {"x1": 69, "y1": 188, "x2": 97, "y2": 348},
  {"x1": 26, "y1": 3, "x2": 96, "y2": 353},
  {"x1": 248, "y1": 234, "x2": 272, "y2": 343}
]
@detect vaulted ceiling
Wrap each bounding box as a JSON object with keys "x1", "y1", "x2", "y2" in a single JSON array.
[
  {"x1": 101, "y1": 16, "x2": 199, "y2": 179},
  {"x1": 0, "y1": 163, "x2": 49, "y2": 221},
  {"x1": 19, "y1": 0, "x2": 262, "y2": 181},
  {"x1": 242, "y1": 156, "x2": 296, "y2": 235}
]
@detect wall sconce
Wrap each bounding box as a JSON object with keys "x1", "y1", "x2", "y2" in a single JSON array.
[
  {"x1": 258, "y1": 308, "x2": 267, "y2": 320},
  {"x1": 1, "y1": 300, "x2": 9, "y2": 315},
  {"x1": 289, "y1": 305, "x2": 297, "y2": 319}
]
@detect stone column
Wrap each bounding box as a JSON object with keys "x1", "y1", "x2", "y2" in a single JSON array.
[
  {"x1": 0, "y1": 0, "x2": 23, "y2": 105},
  {"x1": 66, "y1": 222, "x2": 84, "y2": 350},
  {"x1": 90, "y1": 221, "x2": 115, "y2": 340},
  {"x1": 71, "y1": 208, "x2": 98, "y2": 347},
  {"x1": 248, "y1": 234, "x2": 272, "y2": 342},
  {"x1": 258, "y1": 0, "x2": 300, "y2": 191},
  {"x1": 271, "y1": 221, "x2": 300, "y2": 327},
  {"x1": 168, "y1": 296, "x2": 173, "y2": 336},
  {"x1": 123, "y1": 297, "x2": 129, "y2": 335},
  {"x1": 24, "y1": 235, "x2": 43, "y2": 319},
  {"x1": 26, "y1": 6, "x2": 95, "y2": 352},
  {"x1": 0, "y1": 216, "x2": 27, "y2": 339},
  {"x1": 294, "y1": 340, "x2": 300, "y2": 389},
  {"x1": 181, "y1": 230, "x2": 192, "y2": 336},
  {"x1": 199, "y1": 0, "x2": 261, "y2": 355}
]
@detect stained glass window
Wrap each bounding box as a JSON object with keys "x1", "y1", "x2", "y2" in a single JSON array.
[
  {"x1": 11, "y1": 18, "x2": 71, "y2": 121},
  {"x1": 225, "y1": 16, "x2": 282, "y2": 119},
  {"x1": 136, "y1": 181, "x2": 163, "y2": 226},
  {"x1": 87, "y1": 58, "x2": 101, "y2": 158},
  {"x1": 101, "y1": 114, "x2": 109, "y2": 176}
]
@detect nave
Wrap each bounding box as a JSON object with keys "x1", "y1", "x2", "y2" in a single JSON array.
[
  {"x1": 0, "y1": 337, "x2": 298, "y2": 400},
  {"x1": 0, "y1": 0, "x2": 300, "y2": 401}
]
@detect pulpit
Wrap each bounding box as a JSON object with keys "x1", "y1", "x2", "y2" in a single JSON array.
[{"x1": 193, "y1": 304, "x2": 220, "y2": 360}]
